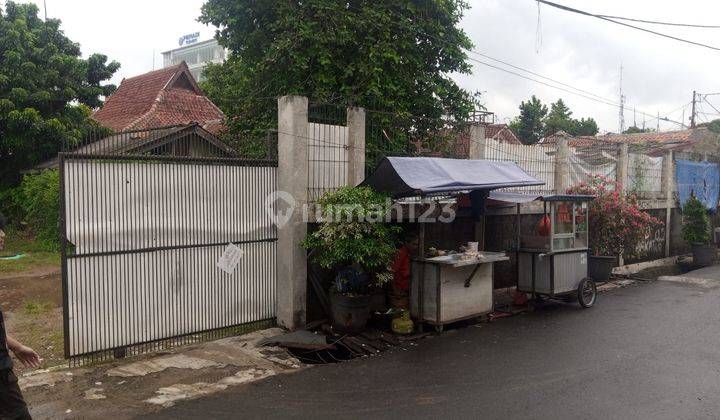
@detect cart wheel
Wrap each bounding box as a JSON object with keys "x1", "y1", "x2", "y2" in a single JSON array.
[
  {"x1": 577, "y1": 278, "x2": 597, "y2": 308},
  {"x1": 434, "y1": 324, "x2": 444, "y2": 333}
]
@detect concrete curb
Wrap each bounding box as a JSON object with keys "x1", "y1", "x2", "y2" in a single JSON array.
[
  {"x1": 657, "y1": 275, "x2": 719, "y2": 288},
  {"x1": 613, "y1": 255, "x2": 685, "y2": 276}
]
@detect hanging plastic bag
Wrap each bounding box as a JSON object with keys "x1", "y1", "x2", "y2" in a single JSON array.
[{"x1": 537, "y1": 214, "x2": 551, "y2": 236}]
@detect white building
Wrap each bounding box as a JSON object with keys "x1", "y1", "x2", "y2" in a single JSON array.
[{"x1": 162, "y1": 39, "x2": 226, "y2": 82}]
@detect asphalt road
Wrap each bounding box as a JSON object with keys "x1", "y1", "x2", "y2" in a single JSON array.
[{"x1": 148, "y1": 280, "x2": 720, "y2": 419}]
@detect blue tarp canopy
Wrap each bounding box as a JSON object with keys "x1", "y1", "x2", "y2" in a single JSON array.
[
  {"x1": 362, "y1": 157, "x2": 544, "y2": 198},
  {"x1": 675, "y1": 159, "x2": 720, "y2": 211}
]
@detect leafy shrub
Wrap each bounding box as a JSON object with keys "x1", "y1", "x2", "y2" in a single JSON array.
[
  {"x1": 681, "y1": 196, "x2": 711, "y2": 245},
  {"x1": 303, "y1": 186, "x2": 401, "y2": 295},
  {"x1": 11, "y1": 170, "x2": 60, "y2": 250},
  {"x1": 567, "y1": 175, "x2": 662, "y2": 258}
]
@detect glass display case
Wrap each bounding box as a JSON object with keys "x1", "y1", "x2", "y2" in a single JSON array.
[
  {"x1": 515, "y1": 195, "x2": 597, "y2": 307},
  {"x1": 519, "y1": 201, "x2": 589, "y2": 252},
  {"x1": 552, "y1": 201, "x2": 588, "y2": 251}
]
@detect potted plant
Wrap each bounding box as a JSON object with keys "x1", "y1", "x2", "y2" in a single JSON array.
[
  {"x1": 568, "y1": 175, "x2": 662, "y2": 281},
  {"x1": 303, "y1": 186, "x2": 400, "y2": 333},
  {"x1": 682, "y1": 195, "x2": 715, "y2": 267}
]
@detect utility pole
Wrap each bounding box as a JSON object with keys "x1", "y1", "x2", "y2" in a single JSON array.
[
  {"x1": 690, "y1": 90, "x2": 697, "y2": 128},
  {"x1": 43, "y1": 0, "x2": 47, "y2": 20},
  {"x1": 656, "y1": 111, "x2": 660, "y2": 132}
]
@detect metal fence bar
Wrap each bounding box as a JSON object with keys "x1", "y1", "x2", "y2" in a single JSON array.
[{"x1": 306, "y1": 102, "x2": 349, "y2": 201}]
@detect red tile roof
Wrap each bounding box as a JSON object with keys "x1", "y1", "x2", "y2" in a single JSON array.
[
  {"x1": 540, "y1": 128, "x2": 717, "y2": 156},
  {"x1": 93, "y1": 62, "x2": 225, "y2": 132},
  {"x1": 484, "y1": 124, "x2": 522, "y2": 144},
  {"x1": 540, "y1": 131, "x2": 601, "y2": 148},
  {"x1": 597, "y1": 128, "x2": 712, "y2": 146}
]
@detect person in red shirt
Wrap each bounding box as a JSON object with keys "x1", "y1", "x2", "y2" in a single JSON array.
[{"x1": 391, "y1": 234, "x2": 419, "y2": 297}]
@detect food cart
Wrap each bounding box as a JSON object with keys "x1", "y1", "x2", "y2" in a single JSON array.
[
  {"x1": 363, "y1": 157, "x2": 545, "y2": 332},
  {"x1": 489, "y1": 192, "x2": 597, "y2": 308},
  {"x1": 410, "y1": 251, "x2": 508, "y2": 332}
]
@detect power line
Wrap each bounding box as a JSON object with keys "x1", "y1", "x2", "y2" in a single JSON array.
[
  {"x1": 535, "y1": 0, "x2": 720, "y2": 52},
  {"x1": 597, "y1": 15, "x2": 720, "y2": 29},
  {"x1": 465, "y1": 55, "x2": 685, "y2": 126},
  {"x1": 464, "y1": 48, "x2": 617, "y2": 105},
  {"x1": 358, "y1": 5, "x2": 688, "y2": 127},
  {"x1": 702, "y1": 97, "x2": 720, "y2": 116},
  {"x1": 389, "y1": 20, "x2": 687, "y2": 126},
  {"x1": 339, "y1": 3, "x2": 680, "y2": 126}
]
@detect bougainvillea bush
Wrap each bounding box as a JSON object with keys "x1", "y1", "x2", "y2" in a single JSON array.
[{"x1": 567, "y1": 175, "x2": 662, "y2": 258}]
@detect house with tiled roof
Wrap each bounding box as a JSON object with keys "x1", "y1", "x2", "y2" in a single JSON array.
[
  {"x1": 32, "y1": 63, "x2": 234, "y2": 171},
  {"x1": 93, "y1": 61, "x2": 226, "y2": 133},
  {"x1": 483, "y1": 124, "x2": 523, "y2": 145},
  {"x1": 540, "y1": 127, "x2": 718, "y2": 157},
  {"x1": 597, "y1": 128, "x2": 718, "y2": 156}
]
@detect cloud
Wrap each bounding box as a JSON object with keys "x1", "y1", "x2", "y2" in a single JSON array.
[{"x1": 454, "y1": 0, "x2": 720, "y2": 132}]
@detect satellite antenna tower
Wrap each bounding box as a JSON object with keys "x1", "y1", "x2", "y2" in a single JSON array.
[{"x1": 618, "y1": 65, "x2": 626, "y2": 133}]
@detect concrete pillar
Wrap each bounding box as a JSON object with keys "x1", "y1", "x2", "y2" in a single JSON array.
[
  {"x1": 617, "y1": 143, "x2": 629, "y2": 194},
  {"x1": 662, "y1": 150, "x2": 674, "y2": 257},
  {"x1": 554, "y1": 137, "x2": 570, "y2": 193},
  {"x1": 276, "y1": 95, "x2": 309, "y2": 330},
  {"x1": 615, "y1": 143, "x2": 630, "y2": 266},
  {"x1": 468, "y1": 124, "x2": 486, "y2": 160},
  {"x1": 346, "y1": 107, "x2": 366, "y2": 186}
]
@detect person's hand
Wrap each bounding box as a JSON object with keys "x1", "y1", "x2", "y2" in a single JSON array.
[{"x1": 12, "y1": 345, "x2": 42, "y2": 369}]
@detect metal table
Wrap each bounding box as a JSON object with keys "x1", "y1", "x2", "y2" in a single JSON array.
[{"x1": 411, "y1": 252, "x2": 509, "y2": 332}]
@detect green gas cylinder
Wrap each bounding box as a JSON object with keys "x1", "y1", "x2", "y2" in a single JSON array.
[{"x1": 392, "y1": 309, "x2": 414, "y2": 335}]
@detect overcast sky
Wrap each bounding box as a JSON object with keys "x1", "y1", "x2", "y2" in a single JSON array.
[{"x1": 16, "y1": 0, "x2": 720, "y2": 133}]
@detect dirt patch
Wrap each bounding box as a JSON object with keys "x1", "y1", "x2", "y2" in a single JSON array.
[
  {"x1": 21, "y1": 329, "x2": 303, "y2": 419},
  {"x1": 0, "y1": 269, "x2": 62, "y2": 311},
  {"x1": 0, "y1": 265, "x2": 60, "y2": 282},
  {"x1": 0, "y1": 270, "x2": 64, "y2": 374}
]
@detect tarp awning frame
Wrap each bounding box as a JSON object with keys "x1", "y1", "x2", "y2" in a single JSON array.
[{"x1": 362, "y1": 157, "x2": 545, "y2": 198}]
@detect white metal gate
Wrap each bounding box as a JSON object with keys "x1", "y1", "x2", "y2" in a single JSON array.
[{"x1": 60, "y1": 153, "x2": 278, "y2": 361}]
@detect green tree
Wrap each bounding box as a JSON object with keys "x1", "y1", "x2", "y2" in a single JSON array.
[
  {"x1": 199, "y1": 0, "x2": 478, "y2": 158},
  {"x1": 0, "y1": 1, "x2": 119, "y2": 187},
  {"x1": 544, "y1": 99, "x2": 574, "y2": 136},
  {"x1": 508, "y1": 95, "x2": 547, "y2": 144},
  {"x1": 706, "y1": 119, "x2": 720, "y2": 134},
  {"x1": 510, "y1": 96, "x2": 598, "y2": 141},
  {"x1": 543, "y1": 99, "x2": 598, "y2": 136},
  {"x1": 572, "y1": 117, "x2": 599, "y2": 136},
  {"x1": 622, "y1": 126, "x2": 653, "y2": 134}
]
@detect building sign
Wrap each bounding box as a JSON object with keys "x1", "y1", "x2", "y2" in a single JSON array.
[{"x1": 178, "y1": 32, "x2": 200, "y2": 47}]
